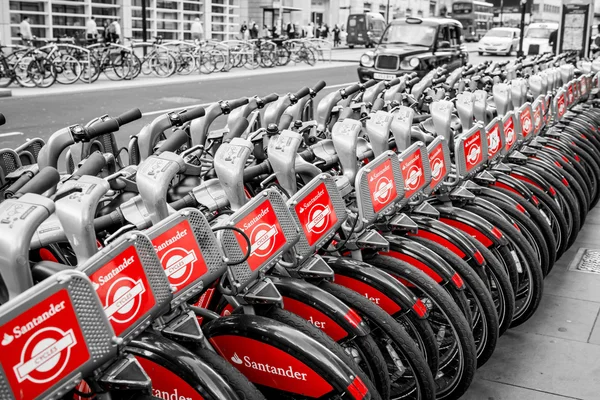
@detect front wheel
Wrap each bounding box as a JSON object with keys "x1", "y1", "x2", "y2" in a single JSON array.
[{"x1": 478, "y1": 51, "x2": 483, "y2": 56}]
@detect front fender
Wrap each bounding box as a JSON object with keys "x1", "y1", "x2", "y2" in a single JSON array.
[
  {"x1": 321, "y1": 255, "x2": 425, "y2": 319},
  {"x1": 126, "y1": 331, "x2": 239, "y2": 400},
  {"x1": 271, "y1": 276, "x2": 371, "y2": 339}
]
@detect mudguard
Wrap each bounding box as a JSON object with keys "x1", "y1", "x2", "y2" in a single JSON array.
[
  {"x1": 321, "y1": 255, "x2": 427, "y2": 319},
  {"x1": 204, "y1": 314, "x2": 364, "y2": 398},
  {"x1": 432, "y1": 204, "x2": 508, "y2": 248},
  {"x1": 380, "y1": 234, "x2": 458, "y2": 286},
  {"x1": 271, "y1": 276, "x2": 371, "y2": 339},
  {"x1": 127, "y1": 331, "x2": 240, "y2": 400},
  {"x1": 489, "y1": 169, "x2": 537, "y2": 200},
  {"x1": 407, "y1": 214, "x2": 486, "y2": 267},
  {"x1": 463, "y1": 184, "x2": 534, "y2": 218},
  {"x1": 508, "y1": 166, "x2": 554, "y2": 194}
]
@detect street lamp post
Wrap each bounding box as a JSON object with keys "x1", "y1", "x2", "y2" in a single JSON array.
[
  {"x1": 386, "y1": 0, "x2": 391, "y2": 23},
  {"x1": 517, "y1": 0, "x2": 527, "y2": 57}
]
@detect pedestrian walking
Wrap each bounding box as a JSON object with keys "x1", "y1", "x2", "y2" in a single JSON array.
[
  {"x1": 19, "y1": 16, "x2": 32, "y2": 44},
  {"x1": 250, "y1": 21, "x2": 259, "y2": 39},
  {"x1": 333, "y1": 24, "x2": 340, "y2": 47},
  {"x1": 86, "y1": 16, "x2": 98, "y2": 44},
  {"x1": 323, "y1": 24, "x2": 330, "y2": 39},
  {"x1": 549, "y1": 29, "x2": 558, "y2": 54},
  {"x1": 109, "y1": 18, "x2": 121, "y2": 43},
  {"x1": 306, "y1": 22, "x2": 314, "y2": 39},
  {"x1": 240, "y1": 21, "x2": 248, "y2": 40},
  {"x1": 260, "y1": 24, "x2": 270, "y2": 39},
  {"x1": 340, "y1": 26, "x2": 347, "y2": 46},
  {"x1": 191, "y1": 17, "x2": 204, "y2": 43}
]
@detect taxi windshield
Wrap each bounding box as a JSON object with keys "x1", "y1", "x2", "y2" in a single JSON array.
[{"x1": 381, "y1": 23, "x2": 436, "y2": 47}]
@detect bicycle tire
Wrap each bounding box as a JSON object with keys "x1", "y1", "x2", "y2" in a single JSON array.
[
  {"x1": 366, "y1": 255, "x2": 477, "y2": 400},
  {"x1": 259, "y1": 306, "x2": 383, "y2": 400},
  {"x1": 322, "y1": 281, "x2": 437, "y2": 400}
]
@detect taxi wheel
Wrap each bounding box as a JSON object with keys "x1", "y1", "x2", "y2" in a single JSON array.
[{"x1": 478, "y1": 51, "x2": 483, "y2": 56}]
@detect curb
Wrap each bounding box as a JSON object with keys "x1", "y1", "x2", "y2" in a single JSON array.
[
  {"x1": 0, "y1": 89, "x2": 12, "y2": 98},
  {"x1": 3, "y1": 62, "x2": 355, "y2": 99}
]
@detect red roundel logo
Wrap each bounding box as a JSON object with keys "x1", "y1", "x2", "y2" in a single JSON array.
[
  {"x1": 89, "y1": 246, "x2": 156, "y2": 336},
  {"x1": 504, "y1": 117, "x2": 516, "y2": 150},
  {"x1": 104, "y1": 277, "x2": 146, "y2": 324},
  {"x1": 0, "y1": 289, "x2": 90, "y2": 400},
  {"x1": 557, "y1": 95, "x2": 566, "y2": 117},
  {"x1": 295, "y1": 183, "x2": 338, "y2": 247},
  {"x1": 487, "y1": 124, "x2": 501, "y2": 158},
  {"x1": 401, "y1": 149, "x2": 425, "y2": 200},
  {"x1": 464, "y1": 131, "x2": 482, "y2": 171},
  {"x1": 235, "y1": 199, "x2": 287, "y2": 271},
  {"x1": 151, "y1": 220, "x2": 209, "y2": 294},
  {"x1": 431, "y1": 158, "x2": 443, "y2": 180},
  {"x1": 534, "y1": 107, "x2": 542, "y2": 131},
  {"x1": 15, "y1": 327, "x2": 76, "y2": 384},
  {"x1": 520, "y1": 109, "x2": 532, "y2": 137},
  {"x1": 368, "y1": 159, "x2": 398, "y2": 213},
  {"x1": 428, "y1": 143, "x2": 447, "y2": 189}
]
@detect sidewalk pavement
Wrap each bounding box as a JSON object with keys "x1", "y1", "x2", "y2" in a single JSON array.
[{"x1": 1, "y1": 61, "x2": 355, "y2": 99}]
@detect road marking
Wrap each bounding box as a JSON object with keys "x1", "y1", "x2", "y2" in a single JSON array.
[
  {"x1": 141, "y1": 82, "x2": 356, "y2": 118},
  {"x1": 0, "y1": 132, "x2": 23, "y2": 138}
]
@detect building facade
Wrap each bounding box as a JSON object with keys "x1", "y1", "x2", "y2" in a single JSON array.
[{"x1": 0, "y1": 0, "x2": 240, "y2": 44}]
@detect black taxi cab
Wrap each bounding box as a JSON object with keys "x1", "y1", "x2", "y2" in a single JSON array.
[{"x1": 357, "y1": 17, "x2": 469, "y2": 81}]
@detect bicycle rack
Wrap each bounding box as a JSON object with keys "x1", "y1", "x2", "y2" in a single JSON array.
[
  {"x1": 455, "y1": 124, "x2": 489, "y2": 180},
  {"x1": 355, "y1": 150, "x2": 404, "y2": 224},
  {"x1": 0, "y1": 270, "x2": 117, "y2": 400},
  {"x1": 14, "y1": 138, "x2": 45, "y2": 166},
  {"x1": 217, "y1": 188, "x2": 299, "y2": 293},
  {"x1": 425, "y1": 137, "x2": 452, "y2": 195},
  {"x1": 398, "y1": 142, "x2": 431, "y2": 207},
  {"x1": 145, "y1": 209, "x2": 228, "y2": 308},
  {"x1": 77, "y1": 231, "x2": 171, "y2": 344},
  {"x1": 288, "y1": 173, "x2": 347, "y2": 260}
]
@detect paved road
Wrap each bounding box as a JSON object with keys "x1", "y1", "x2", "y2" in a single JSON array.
[
  {"x1": 0, "y1": 49, "x2": 511, "y2": 152},
  {"x1": 0, "y1": 64, "x2": 359, "y2": 150}
]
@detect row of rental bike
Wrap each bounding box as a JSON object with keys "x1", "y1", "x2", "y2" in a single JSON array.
[{"x1": 0, "y1": 52, "x2": 599, "y2": 400}]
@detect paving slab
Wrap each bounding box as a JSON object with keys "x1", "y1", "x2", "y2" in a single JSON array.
[
  {"x1": 475, "y1": 330, "x2": 600, "y2": 400},
  {"x1": 511, "y1": 294, "x2": 600, "y2": 343},
  {"x1": 462, "y1": 378, "x2": 583, "y2": 400}
]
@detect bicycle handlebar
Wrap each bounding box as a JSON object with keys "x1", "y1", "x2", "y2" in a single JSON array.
[
  {"x1": 385, "y1": 77, "x2": 401, "y2": 88},
  {"x1": 16, "y1": 167, "x2": 60, "y2": 196},
  {"x1": 371, "y1": 97, "x2": 385, "y2": 112},
  {"x1": 293, "y1": 86, "x2": 311, "y2": 99},
  {"x1": 278, "y1": 113, "x2": 294, "y2": 130},
  {"x1": 85, "y1": 119, "x2": 119, "y2": 141},
  {"x1": 362, "y1": 79, "x2": 378, "y2": 89},
  {"x1": 179, "y1": 105, "x2": 206, "y2": 124},
  {"x1": 243, "y1": 161, "x2": 272, "y2": 181},
  {"x1": 406, "y1": 77, "x2": 420, "y2": 88},
  {"x1": 223, "y1": 118, "x2": 249, "y2": 143},
  {"x1": 72, "y1": 151, "x2": 106, "y2": 179},
  {"x1": 115, "y1": 108, "x2": 142, "y2": 126},
  {"x1": 341, "y1": 83, "x2": 361, "y2": 97},
  {"x1": 312, "y1": 80, "x2": 327, "y2": 93},
  {"x1": 261, "y1": 93, "x2": 279, "y2": 104},
  {"x1": 226, "y1": 97, "x2": 250, "y2": 110},
  {"x1": 432, "y1": 76, "x2": 446, "y2": 85},
  {"x1": 156, "y1": 128, "x2": 189, "y2": 154}
]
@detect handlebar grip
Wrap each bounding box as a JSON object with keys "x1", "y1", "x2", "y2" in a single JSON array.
[
  {"x1": 72, "y1": 151, "x2": 106, "y2": 179},
  {"x1": 371, "y1": 97, "x2": 385, "y2": 112},
  {"x1": 17, "y1": 167, "x2": 60, "y2": 196},
  {"x1": 293, "y1": 86, "x2": 311, "y2": 99},
  {"x1": 408, "y1": 72, "x2": 418, "y2": 78},
  {"x1": 243, "y1": 161, "x2": 272, "y2": 181},
  {"x1": 223, "y1": 118, "x2": 249, "y2": 143},
  {"x1": 261, "y1": 93, "x2": 279, "y2": 104},
  {"x1": 341, "y1": 83, "x2": 361, "y2": 96},
  {"x1": 432, "y1": 76, "x2": 446, "y2": 85},
  {"x1": 406, "y1": 77, "x2": 420, "y2": 88},
  {"x1": 278, "y1": 113, "x2": 294, "y2": 130},
  {"x1": 94, "y1": 209, "x2": 125, "y2": 232},
  {"x1": 170, "y1": 193, "x2": 199, "y2": 211},
  {"x1": 312, "y1": 80, "x2": 327, "y2": 93},
  {"x1": 115, "y1": 108, "x2": 142, "y2": 126},
  {"x1": 85, "y1": 119, "x2": 119, "y2": 140},
  {"x1": 362, "y1": 79, "x2": 378, "y2": 89},
  {"x1": 386, "y1": 77, "x2": 401, "y2": 87},
  {"x1": 156, "y1": 128, "x2": 189, "y2": 154},
  {"x1": 227, "y1": 97, "x2": 249, "y2": 110},
  {"x1": 179, "y1": 106, "x2": 206, "y2": 124},
  {"x1": 0, "y1": 113, "x2": 5, "y2": 126}
]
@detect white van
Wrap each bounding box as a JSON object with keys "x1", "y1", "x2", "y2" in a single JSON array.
[{"x1": 523, "y1": 22, "x2": 558, "y2": 55}]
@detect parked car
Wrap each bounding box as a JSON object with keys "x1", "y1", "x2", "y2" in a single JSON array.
[
  {"x1": 346, "y1": 12, "x2": 387, "y2": 48},
  {"x1": 478, "y1": 27, "x2": 520, "y2": 56},
  {"x1": 357, "y1": 17, "x2": 468, "y2": 82},
  {"x1": 522, "y1": 22, "x2": 558, "y2": 55}
]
